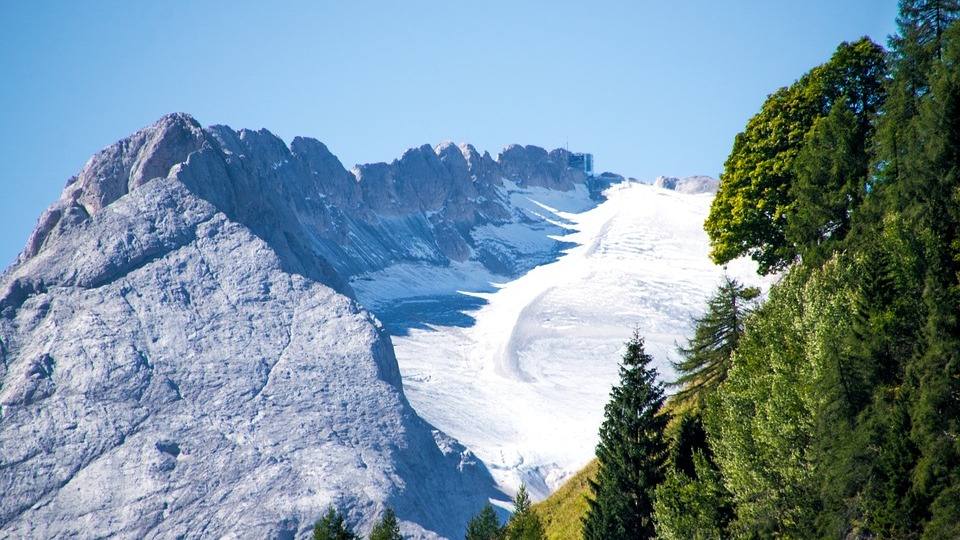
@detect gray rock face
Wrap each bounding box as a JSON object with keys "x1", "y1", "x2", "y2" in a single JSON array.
[
  {"x1": 653, "y1": 175, "x2": 719, "y2": 194},
  {"x1": 498, "y1": 145, "x2": 586, "y2": 191}
]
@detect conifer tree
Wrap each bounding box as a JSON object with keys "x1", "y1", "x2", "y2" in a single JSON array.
[
  {"x1": 583, "y1": 331, "x2": 668, "y2": 540},
  {"x1": 465, "y1": 503, "x2": 502, "y2": 540},
  {"x1": 313, "y1": 506, "x2": 358, "y2": 540},
  {"x1": 898, "y1": 19, "x2": 960, "y2": 534},
  {"x1": 669, "y1": 276, "x2": 759, "y2": 410},
  {"x1": 505, "y1": 484, "x2": 545, "y2": 540},
  {"x1": 369, "y1": 507, "x2": 402, "y2": 540},
  {"x1": 895, "y1": 0, "x2": 960, "y2": 61}
]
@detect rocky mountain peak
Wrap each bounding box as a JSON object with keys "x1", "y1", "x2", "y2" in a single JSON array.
[{"x1": 70, "y1": 112, "x2": 207, "y2": 216}]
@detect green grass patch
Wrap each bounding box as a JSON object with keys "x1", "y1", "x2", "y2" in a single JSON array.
[{"x1": 532, "y1": 459, "x2": 598, "y2": 540}]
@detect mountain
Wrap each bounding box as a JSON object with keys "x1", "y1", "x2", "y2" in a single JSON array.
[
  {"x1": 0, "y1": 113, "x2": 610, "y2": 538},
  {"x1": 653, "y1": 175, "x2": 719, "y2": 194}
]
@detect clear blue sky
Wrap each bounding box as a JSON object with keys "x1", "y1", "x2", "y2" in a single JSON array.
[{"x1": 0, "y1": 1, "x2": 898, "y2": 267}]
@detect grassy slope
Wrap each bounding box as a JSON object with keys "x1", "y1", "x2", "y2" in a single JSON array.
[{"x1": 532, "y1": 459, "x2": 598, "y2": 540}]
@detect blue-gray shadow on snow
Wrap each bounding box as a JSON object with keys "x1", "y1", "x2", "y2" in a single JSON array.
[
  {"x1": 376, "y1": 237, "x2": 580, "y2": 337},
  {"x1": 378, "y1": 294, "x2": 490, "y2": 336}
]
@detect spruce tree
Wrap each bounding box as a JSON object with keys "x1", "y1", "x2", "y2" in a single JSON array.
[
  {"x1": 669, "y1": 276, "x2": 759, "y2": 411},
  {"x1": 583, "y1": 331, "x2": 668, "y2": 540},
  {"x1": 369, "y1": 507, "x2": 402, "y2": 540},
  {"x1": 313, "y1": 506, "x2": 358, "y2": 540},
  {"x1": 465, "y1": 503, "x2": 502, "y2": 540},
  {"x1": 505, "y1": 484, "x2": 545, "y2": 540}
]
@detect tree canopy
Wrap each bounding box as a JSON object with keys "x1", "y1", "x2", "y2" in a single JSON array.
[{"x1": 705, "y1": 38, "x2": 886, "y2": 273}]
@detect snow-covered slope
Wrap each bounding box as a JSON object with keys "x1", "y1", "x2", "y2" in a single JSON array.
[{"x1": 359, "y1": 181, "x2": 766, "y2": 499}]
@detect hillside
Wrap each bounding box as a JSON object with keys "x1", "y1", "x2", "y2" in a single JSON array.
[{"x1": 531, "y1": 459, "x2": 597, "y2": 540}]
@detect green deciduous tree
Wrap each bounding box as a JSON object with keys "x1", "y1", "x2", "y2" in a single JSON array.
[
  {"x1": 583, "y1": 332, "x2": 667, "y2": 540},
  {"x1": 706, "y1": 38, "x2": 886, "y2": 273}
]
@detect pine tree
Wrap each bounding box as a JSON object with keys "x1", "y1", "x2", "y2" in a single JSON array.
[
  {"x1": 669, "y1": 276, "x2": 759, "y2": 411},
  {"x1": 465, "y1": 503, "x2": 502, "y2": 540},
  {"x1": 583, "y1": 331, "x2": 668, "y2": 540},
  {"x1": 505, "y1": 484, "x2": 545, "y2": 540},
  {"x1": 369, "y1": 507, "x2": 402, "y2": 540},
  {"x1": 313, "y1": 506, "x2": 358, "y2": 540},
  {"x1": 898, "y1": 19, "x2": 960, "y2": 535},
  {"x1": 877, "y1": 1, "x2": 960, "y2": 190}
]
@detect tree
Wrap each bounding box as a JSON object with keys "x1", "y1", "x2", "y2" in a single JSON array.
[
  {"x1": 895, "y1": 19, "x2": 960, "y2": 535},
  {"x1": 313, "y1": 506, "x2": 358, "y2": 540},
  {"x1": 505, "y1": 484, "x2": 545, "y2": 540},
  {"x1": 787, "y1": 103, "x2": 869, "y2": 265},
  {"x1": 369, "y1": 507, "x2": 402, "y2": 540},
  {"x1": 465, "y1": 503, "x2": 502, "y2": 540},
  {"x1": 582, "y1": 332, "x2": 668, "y2": 540},
  {"x1": 876, "y1": 1, "x2": 959, "y2": 191},
  {"x1": 705, "y1": 38, "x2": 886, "y2": 273},
  {"x1": 653, "y1": 452, "x2": 731, "y2": 540},
  {"x1": 895, "y1": 0, "x2": 960, "y2": 62},
  {"x1": 669, "y1": 276, "x2": 759, "y2": 411}
]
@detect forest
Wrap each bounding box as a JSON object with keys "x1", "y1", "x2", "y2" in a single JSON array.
[
  {"x1": 655, "y1": 1, "x2": 960, "y2": 537},
  {"x1": 565, "y1": 1, "x2": 960, "y2": 539}
]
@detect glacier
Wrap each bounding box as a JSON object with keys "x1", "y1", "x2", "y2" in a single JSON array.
[{"x1": 353, "y1": 180, "x2": 767, "y2": 500}]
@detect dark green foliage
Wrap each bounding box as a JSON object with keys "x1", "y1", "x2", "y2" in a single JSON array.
[
  {"x1": 669, "y1": 276, "x2": 758, "y2": 411},
  {"x1": 369, "y1": 507, "x2": 402, "y2": 540},
  {"x1": 788, "y1": 102, "x2": 869, "y2": 265},
  {"x1": 505, "y1": 484, "x2": 544, "y2": 540},
  {"x1": 313, "y1": 506, "x2": 357, "y2": 540},
  {"x1": 895, "y1": 0, "x2": 960, "y2": 63},
  {"x1": 583, "y1": 332, "x2": 667, "y2": 540},
  {"x1": 653, "y1": 452, "x2": 731, "y2": 540},
  {"x1": 669, "y1": 412, "x2": 709, "y2": 479},
  {"x1": 465, "y1": 503, "x2": 502, "y2": 540},
  {"x1": 653, "y1": 409, "x2": 733, "y2": 540}
]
